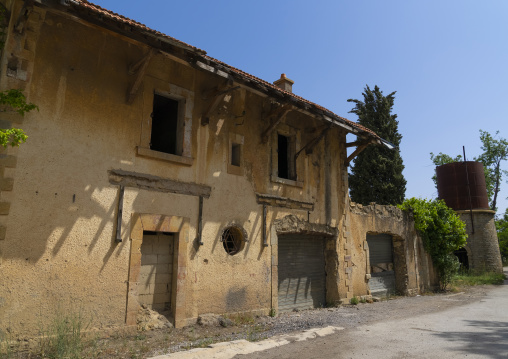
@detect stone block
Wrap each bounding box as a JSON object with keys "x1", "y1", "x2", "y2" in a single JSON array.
[
  {"x1": 0, "y1": 155, "x2": 17, "y2": 168},
  {"x1": 0, "y1": 112, "x2": 24, "y2": 124},
  {"x1": 137, "y1": 283, "x2": 152, "y2": 295},
  {"x1": 0, "y1": 226, "x2": 5, "y2": 240},
  {"x1": 139, "y1": 272, "x2": 156, "y2": 284},
  {"x1": 155, "y1": 273, "x2": 171, "y2": 284},
  {"x1": 156, "y1": 263, "x2": 171, "y2": 274},
  {"x1": 139, "y1": 265, "x2": 155, "y2": 277},
  {"x1": 157, "y1": 255, "x2": 172, "y2": 264},
  {"x1": 0, "y1": 178, "x2": 14, "y2": 191},
  {"x1": 130, "y1": 254, "x2": 142, "y2": 272},
  {"x1": 0, "y1": 120, "x2": 12, "y2": 129},
  {"x1": 154, "y1": 293, "x2": 171, "y2": 304},
  {"x1": 138, "y1": 294, "x2": 154, "y2": 305},
  {"x1": 153, "y1": 282, "x2": 169, "y2": 294},
  {"x1": 0, "y1": 202, "x2": 10, "y2": 215},
  {"x1": 141, "y1": 254, "x2": 158, "y2": 265}
]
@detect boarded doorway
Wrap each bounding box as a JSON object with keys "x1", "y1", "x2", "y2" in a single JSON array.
[
  {"x1": 278, "y1": 234, "x2": 326, "y2": 311},
  {"x1": 138, "y1": 231, "x2": 175, "y2": 314},
  {"x1": 367, "y1": 233, "x2": 396, "y2": 297}
]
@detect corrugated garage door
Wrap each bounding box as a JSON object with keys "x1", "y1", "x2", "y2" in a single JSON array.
[
  {"x1": 278, "y1": 235, "x2": 326, "y2": 312},
  {"x1": 367, "y1": 233, "x2": 396, "y2": 297}
]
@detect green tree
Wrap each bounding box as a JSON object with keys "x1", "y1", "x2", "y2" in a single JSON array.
[
  {"x1": 430, "y1": 130, "x2": 508, "y2": 211},
  {"x1": 347, "y1": 85, "x2": 406, "y2": 205},
  {"x1": 0, "y1": 8, "x2": 37, "y2": 147},
  {"x1": 496, "y1": 208, "x2": 508, "y2": 264},
  {"x1": 0, "y1": 89, "x2": 37, "y2": 147},
  {"x1": 399, "y1": 198, "x2": 467, "y2": 290},
  {"x1": 475, "y1": 130, "x2": 508, "y2": 212}
]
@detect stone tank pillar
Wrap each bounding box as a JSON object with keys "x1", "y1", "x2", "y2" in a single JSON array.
[{"x1": 456, "y1": 210, "x2": 503, "y2": 272}]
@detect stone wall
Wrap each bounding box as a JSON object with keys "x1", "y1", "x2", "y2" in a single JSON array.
[{"x1": 348, "y1": 202, "x2": 438, "y2": 297}]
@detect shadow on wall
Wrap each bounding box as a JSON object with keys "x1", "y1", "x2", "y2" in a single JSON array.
[
  {"x1": 2, "y1": 182, "x2": 129, "y2": 265},
  {"x1": 434, "y1": 320, "x2": 508, "y2": 359},
  {"x1": 5, "y1": 176, "x2": 269, "y2": 267}
]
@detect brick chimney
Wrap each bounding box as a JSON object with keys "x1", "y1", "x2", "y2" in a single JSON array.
[{"x1": 273, "y1": 73, "x2": 294, "y2": 93}]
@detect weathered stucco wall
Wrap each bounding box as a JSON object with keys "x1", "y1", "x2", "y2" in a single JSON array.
[
  {"x1": 0, "y1": 1, "x2": 350, "y2": 337},
  {"x1": 347, "y1": 202, "x2": 438, "y2": 298}
]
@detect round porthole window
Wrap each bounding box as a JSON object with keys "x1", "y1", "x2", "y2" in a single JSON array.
[{"x1": 221, "y1": 226, "x2": 244, "y2": 255}]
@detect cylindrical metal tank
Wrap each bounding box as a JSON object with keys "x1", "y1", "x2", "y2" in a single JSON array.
[{"x1": 436, "y1": 161, "x2": 489, "y2": 210}]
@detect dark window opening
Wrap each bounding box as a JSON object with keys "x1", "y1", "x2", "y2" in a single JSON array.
[
  {"x1": 221, "y1": 226, "x2": 244, "y2": 255},
  {"x1": 278, "y1": 134, "x2": 296, "y2": 180},
  {"x1": 231, "y1": 143, "x2": 241, "y2": 167},
  {"x1": 143, "y1": 230, "x2": 172, "y2": 236},
  {"x1": 151, "y1": 94, "x2": 180, "y2": 155},
  {"x1": 278, "y1": 134, "x2": 289, "y2": 179}
]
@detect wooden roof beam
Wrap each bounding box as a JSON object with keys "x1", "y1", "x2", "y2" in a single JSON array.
[
  {"x1": 127, "y1": 48, "x2": 155, "y2": 104},
  {"x1": 200, "y1": 84, "x2": 240, "y2": 126},
  {"x1": 345, "y1": 142, "x2": 371, "y2": 167},
  {"x1": 295, "y1": 124, "x2": 332, "y2": 160},
  {"x1": 261, "y1": 104, "x2": 292, "y2": 143}
]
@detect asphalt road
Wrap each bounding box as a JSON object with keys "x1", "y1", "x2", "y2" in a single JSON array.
[
  {"x1": 153, "y1": 268, "x2": 508, "y2": 359},
  {"x1": 234, "y1": 270, "x2": 508, "y2": 359}
]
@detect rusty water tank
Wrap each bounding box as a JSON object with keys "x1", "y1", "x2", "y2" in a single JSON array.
[{"x1": 436, "y1": 161, "x2": 489, "y2": 210}]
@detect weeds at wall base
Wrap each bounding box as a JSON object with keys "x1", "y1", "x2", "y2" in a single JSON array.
[{"x1": 451, "y1": 271, "x2": 506, "y2": 287}]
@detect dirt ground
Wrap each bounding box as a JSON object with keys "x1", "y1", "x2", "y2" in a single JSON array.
[{"x1": 5, "y1": 285, "x2": 495, "y2": 358}]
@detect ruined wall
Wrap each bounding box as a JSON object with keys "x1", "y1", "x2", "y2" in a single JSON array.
[
  {"x1": 347, "y1": 202, "x2": 438, "y2": 298},
  {"x1": 457, "y1": 210, "x2": 503, "y2": 273},
  {"x1": 0, "y1": 0, "x2": 349, "y2": 337}
]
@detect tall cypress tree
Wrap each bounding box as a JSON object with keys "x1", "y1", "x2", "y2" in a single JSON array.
[{"x1": 347, "y1": 85, "x2": 406, "y2": 205}]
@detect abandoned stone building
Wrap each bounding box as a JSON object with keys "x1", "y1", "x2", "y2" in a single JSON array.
[{"x1": 0, "y1": 0, "x2": 438, "y2": 337}]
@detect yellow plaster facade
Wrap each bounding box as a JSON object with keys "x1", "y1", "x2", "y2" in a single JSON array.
[{"x1": 0, "y1": 0, "x2": 437, "y2": 338}]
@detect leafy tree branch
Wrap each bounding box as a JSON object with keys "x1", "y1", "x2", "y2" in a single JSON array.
[{"x1": 399, "y1": 198, "x2": 467, "y2": 290}]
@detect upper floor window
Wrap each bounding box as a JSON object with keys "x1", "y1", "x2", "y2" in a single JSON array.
[
  {"x1": 227, "y1": 133, "x2": 244, "y2": 176},
  {"x1": 151, "y1": 94, "x2": 183, "y2": 155},
  {"x1": 271, "y1": 125, "x2": 303, "y2": 187},
  {"x1": 277, "y1": 133, "x2": 296, "y2": 180},
  {"x1": 137, "y1": 84, "x2": 194, "y2": 166}
]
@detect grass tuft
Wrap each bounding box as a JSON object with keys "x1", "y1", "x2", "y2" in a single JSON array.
[
  {"x1": 451, "y1": 271, "x2": 506, "y2": 287},
  {"x1": 38, "y1": 310, "x2": 89, "y2": 359}
]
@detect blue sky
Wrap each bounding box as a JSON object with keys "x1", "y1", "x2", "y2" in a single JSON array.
[{"x1": 96, "y1": 0, "x2": 508, "y2": 214}]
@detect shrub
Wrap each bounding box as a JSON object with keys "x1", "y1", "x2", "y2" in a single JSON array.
[
  {"x1": 350, "y1": 296, "x2": 359, "y2": 305},
  {"x1": 399, "y1": 198, "x2": 467, "y2": 290}
]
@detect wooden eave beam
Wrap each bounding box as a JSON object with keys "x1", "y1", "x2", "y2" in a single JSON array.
[
  {"x1": 127, "y1": 48, "x2": 155, "y2": 104},
  {"x1": 200, "y1": 85, "x2": 240, "y2": 126},
  {"x1": 346, "y1": 139, "x2": 370, "y2": 148},
  {"x1": 295, "y1": 124, "x2": 332, "y2": 160},
  {"x1": 345, "y1": 143, "x2": 370, "y2": 167},
  {"x1": 261, "y1": 104, "x2": 292, "y2": 143}
]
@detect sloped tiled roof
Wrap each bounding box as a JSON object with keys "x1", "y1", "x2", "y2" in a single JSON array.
[{"x1": 69, "y1": 0, "x2": 379, "y2": 140}]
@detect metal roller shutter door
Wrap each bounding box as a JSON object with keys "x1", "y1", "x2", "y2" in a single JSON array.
[
  {"x1": 367, "y1": 233, "x2": 396, "y2": 297},
  {"x1": 278, "y1": 235, "x2": 326, "y2": 312}
]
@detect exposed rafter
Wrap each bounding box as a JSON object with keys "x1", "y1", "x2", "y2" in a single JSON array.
[
  {"x1": 261, "y1": 104, "x2": 292, "y2": 143},
  {"x1": 127, "y1": 48, "x2": 155, "y2": 104},
  {"x1": 200, "y1": 84, "x2": 240, "y2": 126},
  {"x1": 345, "y1": 142, "x2": 371, "y2": 167},
  {"x1": 295, "y1": 124, "x2": 332, "y2": 160}
]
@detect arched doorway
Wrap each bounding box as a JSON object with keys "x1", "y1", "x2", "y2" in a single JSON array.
[{"x1": 454, "y1": 247, "x2": 469, "y2": 271}]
